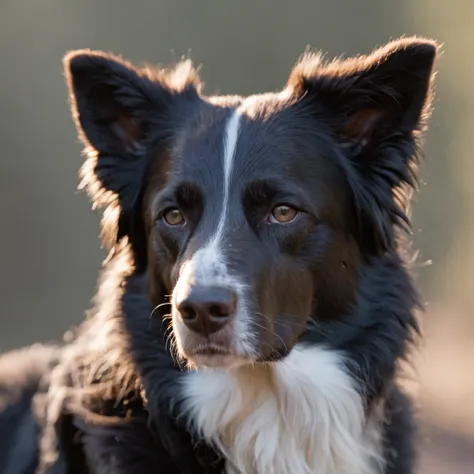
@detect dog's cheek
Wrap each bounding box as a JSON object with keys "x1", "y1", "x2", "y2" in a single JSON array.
[
  {"x1": 148, "y1": 230, "x2": 180, "y2": 293},
  {"x1": 254, "y1": 264, "x2": 314, "y2": 356}
]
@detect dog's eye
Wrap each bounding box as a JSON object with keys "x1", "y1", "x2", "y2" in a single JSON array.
[
  {"x1": 163, "y1": 208, "x2": 185, "y2": 226},
  {"x1": 269, "y1": 205, "x2": 298, "y2": 224}
]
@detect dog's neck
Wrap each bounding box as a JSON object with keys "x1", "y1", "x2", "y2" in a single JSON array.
[{"x1": 180, "y1": 345, "x2": 384, "y2": 474}]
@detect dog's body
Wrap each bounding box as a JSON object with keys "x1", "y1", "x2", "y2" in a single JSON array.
[{"x1": 0, "y1": 37, "x2": 437, "y2": 474}]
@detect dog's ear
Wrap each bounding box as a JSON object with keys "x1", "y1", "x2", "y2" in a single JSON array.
[
  {"x1": 287, "y1": 37, "x2": 438, "y2": 253},
  {"x1": 64, "y1": 50, "x2": 201, "y2": 269}
]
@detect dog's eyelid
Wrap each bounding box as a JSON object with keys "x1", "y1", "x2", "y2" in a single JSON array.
[
  {"x1": 154, "y1": 200, "x2": 177, "y2": 220},
  {"x1": 272, "y1": 199, "x2": 315, "y2": 218},
  {"x1": 152, "y1": 188, "x2": 175, "y2": 213}
]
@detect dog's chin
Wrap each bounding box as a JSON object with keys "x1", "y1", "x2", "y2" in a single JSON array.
[
  {"x1": 178, "y1": 338, "x2": 295, "y2": 370},
  {"x1": 182, "y1": 346, "x2": 292, "y2": 370},
  {"x1": 187, "y1": 353, "x2": 253, "y2": 370},
  {"x1": 181, "y1": 344, "x2": 255, "y2": 370}
]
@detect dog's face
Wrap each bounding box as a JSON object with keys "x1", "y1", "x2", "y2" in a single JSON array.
[
  {"x1": 145, "y1": 94, "x2": 359, "y2": 368},
  {"x1": 64, "y1": 38, "x2": 436, "y2": 368}
]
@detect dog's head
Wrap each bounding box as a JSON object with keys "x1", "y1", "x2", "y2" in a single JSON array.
[{"x1": 64, "y1": 38, "x2": 437, "y2": 369}]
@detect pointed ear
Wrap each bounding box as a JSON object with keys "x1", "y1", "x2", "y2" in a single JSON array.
[
  {"x1": 287, "y1": 37, "x2": 438, "y2": 253},
  {"x1": 64, "y1": 50, "x2": 201, "y2": 268},
  {"x1": 64, "y1": 50, "x2": 200, "y2": 157}
]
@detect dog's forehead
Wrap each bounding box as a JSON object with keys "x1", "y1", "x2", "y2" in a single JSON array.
[{"x1": 171, "y1": 93, "x2": 309, "y2": 184}]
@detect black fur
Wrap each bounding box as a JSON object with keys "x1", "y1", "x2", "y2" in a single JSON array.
[{"x1": 0, "y1": 37, "x2": 437, "y2": 474}]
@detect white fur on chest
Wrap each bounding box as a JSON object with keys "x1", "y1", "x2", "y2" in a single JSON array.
[{"x1": 181, "y1": 345, "x2": 383, "y2": 474}]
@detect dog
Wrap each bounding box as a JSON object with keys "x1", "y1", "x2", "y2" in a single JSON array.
[{"x1": 0, "y1": 36, "x2": 438, "y2": 474}]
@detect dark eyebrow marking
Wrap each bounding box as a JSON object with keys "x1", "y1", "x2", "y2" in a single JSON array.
[
  {"x1": 243, "y1": 179, "x2": 313, "y2": 211},
  {"x1": 175, "y1": 181, "x2": 203, "y2": 208},
  {"x1": 154, "y1": 181, "x2": 203, "y2": 211}
]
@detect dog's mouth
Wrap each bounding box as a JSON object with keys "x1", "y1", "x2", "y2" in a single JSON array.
[
  {"x1": 186, "y1": 344, "x2": 252, "y2": 369},
  {"x1": 191, "y1": 344, "x2": 230, "y2": 357}
]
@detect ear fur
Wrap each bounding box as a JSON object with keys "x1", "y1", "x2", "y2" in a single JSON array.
[
  {"x1": 287, "y1": 37, "x2": 438, "y2": 253},
  {"x1": 63, "y1": 50, "x2": 201, "y2": 269}
]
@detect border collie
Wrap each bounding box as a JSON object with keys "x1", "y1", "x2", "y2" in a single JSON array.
[{"x1": 0, "y1": 36, "x2": 438, "y2": 474}]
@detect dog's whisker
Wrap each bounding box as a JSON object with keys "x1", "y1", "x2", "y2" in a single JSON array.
[
  {"x1": 150, "y1": 302, "x2": 172, "y2": 319},
  {"x1": 250, "y1": 321, "x2": 290, "y2": 353},
  {"x1": 163, "y1": 320, "x2": 182, "y2": 366}
]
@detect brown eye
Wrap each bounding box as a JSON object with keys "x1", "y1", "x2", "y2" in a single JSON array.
[
  {"x1": 163, "y1": 208, "x2": 185, "y2": 226},
  {"x1": 269, "y1": 205, "x2": 298, "y2": 224}
]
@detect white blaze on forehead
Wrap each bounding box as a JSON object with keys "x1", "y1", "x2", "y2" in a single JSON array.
[
  {"x1": 184, "y1": 107, "x2": 242, "y2": 283},
  {"x1": 216, "y1": 109, "x2": 241, "y2": 244}
]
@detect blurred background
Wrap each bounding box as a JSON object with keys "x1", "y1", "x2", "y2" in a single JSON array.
[{"x1": 0, "y1": 1, "x2": 472, "y2": 472}]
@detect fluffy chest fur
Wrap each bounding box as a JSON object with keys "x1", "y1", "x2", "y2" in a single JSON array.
[{"x1": 181, "y1": 345, "x2": 384, "y2": 474}]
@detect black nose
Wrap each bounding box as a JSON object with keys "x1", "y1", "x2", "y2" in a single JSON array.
[{"x1": 177, "y1": 286, "x2": 237, "y2": 336}]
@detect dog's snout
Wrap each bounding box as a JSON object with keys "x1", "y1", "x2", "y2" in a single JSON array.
[{"x1": 177, "y1": 286, "x2": 237, "y2": 336}]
